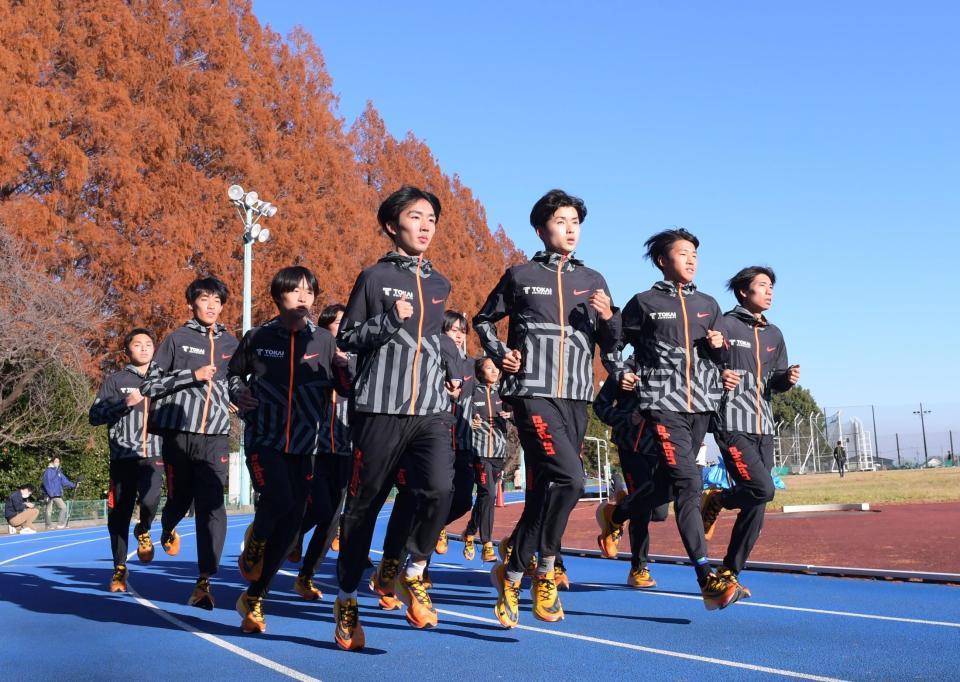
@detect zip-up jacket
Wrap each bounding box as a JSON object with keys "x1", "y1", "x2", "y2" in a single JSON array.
[
  {"x1": 228, "y1": 319, "x2": 349, "y2": 455},
  {"x1": 621, "y1": 281, "x2": 726, "y2": 414},
  {"x1": 324, "y1": 354, "x2": 357, "y2": 456},
  {"x1": 473, "y1": 250, "x2": 624, "y2": 402},
  {"x1": 337, "y1": 252, "x2": 457, "y2": 416},
  {"x1": 40, "y1": 466, "x2": 77, "y2": 498},
  {"x1": 593, "y1": 359, "x2": 654, "y2": 456},
  {"x1": 440, "y1": 335, "x2": 475, "y2": 451},
  {"x1": 470, "y1": 383, "x2": 508, "y2": 460},
  {"x1": 141, "y1": 319, "x2": 239, "y2": 435},
  {"x1": 717, "y1": 305, "x2": 791, "y2": 436},
  {"x1": 90, "y1": 365, "x2": 163, "y2": 460}
]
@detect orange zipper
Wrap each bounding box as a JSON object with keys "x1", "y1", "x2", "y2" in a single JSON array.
[
  {"x1": 754, "y1": 325, "x2": 763, "y2": 433},
  {"x1": 485, "y1": 385, "x2": 494, "y2": 459},
  {"x1": 285, "y1": 331, "x2": 296, "y2": 453},
  {"x1": 330, "y1": 391, "x2": 337, "y2": 453},
  {"x1": 555, "y1": 256, "x2": 567, "y2": 398},
  {"x1": 633, "y1": 418, "x2": 646, "y2": 452},
  {"x1": 677, "y1": 286, "x2": 692, "y2": 411},
  {"x1": 143, "y1": 396, "x2": 150, "y2": 458},
  {"x1": 199, "y1": 327, "x2": 215, "y2": 433},
  {"x1": 408, "y1": 257, "x2": 425, "y2": 415}
]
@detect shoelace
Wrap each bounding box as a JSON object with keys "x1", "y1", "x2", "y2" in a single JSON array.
[
  {"x1": 439, "y1": 529, "x2": 447, "y2": 543},
  {"x1": 195, "y1": 577, "x2": 211, "y2": 594},
  {"x1": 504, "y1": 580, "x2": 521, "y2": 607},
  {"x1": 112, "y1": 567, "x2": 126, "y2": 582},
  {"x1": 534, "y1": 576, "x2": 557, "y2": 602},
  {"x1": 717, "y1": 568, "x2": 739, "y2": 585},
  {"x1": 407, "y1": 578, "x2": 431, "y2": 605},
  {"x1": 339, "y1": 601, "x2": 359, "y2": 628},
  {"x1": 247, "y1": 595, "x2": 264, "y2": 620},
  {"x1": 246, "y1": 539, "x2": 266, "y2": 565},
  {"x1": 137, "y1": 532, "x2": 152, "y2": 548},
  {"x1": 302, "y1": 577, "x2": 318, "y2": 592},
  {"x1": 380, "y1": 558, "x2": 400, "y2": 584}
]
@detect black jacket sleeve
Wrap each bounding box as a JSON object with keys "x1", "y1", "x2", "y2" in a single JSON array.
[{"x1": 473, "y1": 270, "x2": 513, "y2": 363}]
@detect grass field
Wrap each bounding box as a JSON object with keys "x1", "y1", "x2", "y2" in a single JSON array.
[{"x1": 772, "y1": 467, "x2": 960, "y2": 509}]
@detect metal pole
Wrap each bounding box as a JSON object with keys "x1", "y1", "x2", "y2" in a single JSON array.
[
  {"x1": 949, "y1": 430, "x2": 955, "y2": 466},
  {"x1": 895, "y1": 433, "x2": 901, "y2": 468},
  {"x1": 919, "y1": 402, "x2": 930, "y2": 466},
  {"x1": 238, "y1": 216, "x2": 253, "y2": 506},
  {"x1": 870, "y1": 405, "x2": 880, "y2": 462}
]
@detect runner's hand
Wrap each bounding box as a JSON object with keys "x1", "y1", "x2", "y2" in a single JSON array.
[
  {"x1": 620, "y1": 372, "x2": 638, "y2": 391},
  {"x1": 501, "y1": 349, "x2": 522, "y2": 374},
  {"x1": 125, "y1": 389, "x2": 145, "y2": 407},
  {"x1": 588, "y1": 290, "x2": 614, "y2": 321},
  {"x1": 194, "y1": 365, "x2": 217, "y2": 382},
  {"x1": 706, "y1": 329, "x2": 724, "y2": 349},
  {"x1": 395, "y1": 294, "x2": 414, "y2": 321},
  {"x1": 721, "y1": 369, "x2": 741, "y2": 391},
  {"x1": 787, "y1": 364, "x2": 801, "y2": 385}
]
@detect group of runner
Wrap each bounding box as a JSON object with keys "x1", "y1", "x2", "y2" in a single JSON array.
[{"x1": 89, "y1": 185, "x2": 798, "y2": 652}]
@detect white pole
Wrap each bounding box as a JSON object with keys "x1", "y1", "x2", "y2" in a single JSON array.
[{"x1": 238, "y1": 216, "x2": 253, "y2": 506}]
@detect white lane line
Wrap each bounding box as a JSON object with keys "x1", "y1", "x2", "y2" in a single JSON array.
[
  {"x1": 125, "y1": 582, "x2": 320, "y2": 682},
  {"x1": 578, "y1": 583, "x2": 960, "y2": 629},
  {"x1": 0, "y1": 528, "x2": 107, "y2": 546}
]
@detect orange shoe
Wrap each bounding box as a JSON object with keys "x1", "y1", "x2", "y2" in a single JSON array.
[
  {"x1": 368, "y1": 558, "x2": 402, "y2": 610},
  {"x1": 334, "y1": 597, "x2": 365, "y2": 651},
  {"x1": 134, "y1": 524, "x2": 154, "y2": 563},
  {"x1": 701, "y1": 488, "x2": 725, "y2": 541},
  {"x1": 435, "y1": 528, "x2": 449, "y2": 555},
  {"x1": 238, "y1": 524, "x2": 267, "y2": 583},
  {"x1": 397, "y1": 574, "x2": 439, "y2": 629},
  {"x1": 481, "y1": 542, "x2": 497, "y2": 563},
  {"x1": 236, "y1": 591, "x2": 266, "y2": 633},
  {"x1": 463, "y1": 534, "x2": 476, "y2": 561},
  {"x1": 595, "y1": 501, "x2": 623, "y2": 558},
  {"x1": 109, "y1": 565, "x2": 128, "y2": 593},
  {"x1": 491, "y1": 562, "x2": 521, "y2": 628},
  {"x1": 554, "y1": 557, "x2": 571, "y2": 590},
  {"x1": 293, "y1": 575, "x2": 322, "y2": 601},
  {"x1": 718, "y1": 566, "x2": 751, "y2": 599},
  {"x1": 498, "y1": 535, "x2": 513, "y2": 563},
  {"x1": 531, "y1": 571, "x2": 564, "y2": 622},
  {"x1": 160, "y1": 528, "x2": 180, "y2": 556},
  {"x1": 331, "y1": 527, "x2": 340, "y2": 552},
  {"x1": 701, "y1": 572, "x2": 744, "y2": 611},
  {"x1": 627, "y1": 566, "x2": 657, "y2": 589},
  {"x1": 188, "y1": 576, "x2": 215, "y2": 610}
]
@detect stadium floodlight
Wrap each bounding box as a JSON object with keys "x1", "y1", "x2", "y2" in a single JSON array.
[
  {"x1": 257, "y1": 229, "x2": 270, "y2": 243},
  {"x1": 227, "y1": 185, "x2": 244, "y2": 202},
  {"x1": 262, "y1": 203, "x2": 278, "y2": 218},
  {"x1": 243, "y1": 190, "x2": 259, "y2": 208},
  {"x1": 249, "y1": 223, "x2": 262, "y2": 239}
]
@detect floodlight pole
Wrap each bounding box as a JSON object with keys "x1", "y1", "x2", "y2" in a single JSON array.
[{"x1": 914, "y1": 403, "x2": 931, "y2": 467}]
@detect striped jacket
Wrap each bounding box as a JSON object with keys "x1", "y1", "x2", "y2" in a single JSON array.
[
  {"x1": 322, "y1": 355, "x2": 356, "y2": 456},
  {"x1": 473, "y1": 251, "x2": 624, "y2": 402},
  {"x1": 440, "y1": 335, "x2": 475, "y2": 451},
  {"x1": 228, "y1": 319, "x2": 349, "y2": 455},
  {"x1": 593, "y1": 361, "x2": 657, "y2": 457},
  {"x1": 141, "y1": 319, "x2": 238, "y2": 435},
  {"x1": 717, "y1": 306, "x2": 792, "y2": 436},
  {"x1": 338, "y1": 253, "x2": 458, "y2": 416},
  {"x1": 470, "y1": 383, "x2": 509, "y2": 460},
  {"x1": 89, "y1": 365, "x2": 163, "y2": 461},
  {"x1": 621, "y1": 281, "x2": 726, "y2": 414}
]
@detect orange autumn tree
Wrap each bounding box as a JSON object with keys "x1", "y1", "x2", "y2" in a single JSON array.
[{"x1": 0, "y1": 0, "x2": 523, "y2": 376}]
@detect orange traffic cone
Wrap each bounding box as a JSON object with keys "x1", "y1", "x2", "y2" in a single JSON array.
[{"x1": 495, "y1": 480, "x2": 505, "y2": 508}]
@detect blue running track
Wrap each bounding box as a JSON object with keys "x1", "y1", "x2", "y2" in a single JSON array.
[{"x1": 1, "y1": 505, "x2": 957, "y2": 680}]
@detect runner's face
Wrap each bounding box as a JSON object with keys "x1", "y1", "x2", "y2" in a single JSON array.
[
  {"x1": 325, "y1": 310, "x2": 344, "y2": 336},
  {"x1": 537, "y1": 206, "x2": 581, "y2": 255},
  {"x1": 387, "y1": 199, "x2": 436, "y2": 257},
  {"x1": 277, "y1": 278, "x2": 316, "y2": 319},
  {"x1": 191, "y1": 292, "x2": 223, "y2": 326},
  {"x1": 481, "y1": 358, "x2": 500, "y2": 384},
  {"x1": 126, "y1": 334, "x2": 155, "y2": 365},
  {"x1": 742, "y1": 274, "x2": 773, "y2": 313},
  {"x1": 445, "y1": 321, "x2": 466, "y2": 350},
  {"x1": 659, "y1": 239, "x2": 698, "y2": 284}
]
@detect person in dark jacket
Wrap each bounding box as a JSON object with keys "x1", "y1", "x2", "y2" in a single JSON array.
[
  {"x1": 833, "y1": 441, "x2": 847, "y2": 477},
  {"x1": 140, "y1": 276, "x2": 239, "y2": 610},
  {"x1": 598, "y1": 228, "x2": 742, "y2": 611},
  {"x1": 5, "y1": 484, "x2": 38, "y2": 534},
  {"x1": 41, "y1": 456, "x2": 77, "y2": 529},
  {"x1": 475, "y1": 189, "x2": 624, "y2": 628},
  {"x1": 332, "y1": 186, "x2": 460, "y2": 651},
  {"x1": 700, "y1": 265, "x2": 800, "y2": 600},
  {"x1": 89, "y1": 328, "x2": 164, "y2": 592},
  {"x1": 229, "y1": 267, "x2": 349, "y2": 634}
]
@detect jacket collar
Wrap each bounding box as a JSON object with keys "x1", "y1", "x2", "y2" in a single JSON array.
[
  {"x1": 123, "y1": 364, "x2": 150, "y2": 379},
  {"x1": 652, "y1": 280, "x2": 697, "y2": 297},
  {"x1": 185, "y1": 318, "x2": 226, "y2": 337},
  {"x1": 263, "y1": 316, "x2": 318, "y2": 338},
  {"x1": 728, "y1": 304, "x2": 769, "y2": 327},
  {"x1": 380, "y1": 251, "x2": 433, "y2": 277},
  {"x1": 532, "y1": 250, "x2": 583, "y2": 271}
]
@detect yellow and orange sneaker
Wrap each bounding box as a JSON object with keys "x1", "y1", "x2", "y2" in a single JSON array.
[
  {"x1": 109, "y1": 565, "x2": 128, "y2": 593},
  {"x1": 491, "y1": 562, "x2": 521, "y2": 628},
  {"x1": 717, "y1": 565, "x2": 751, "y2": 599},
  {"x1": 595, "y1": 501, "x2": 624, "y2": 558},
  {"x1": 627, "y1": 566, "x2": 657, "y2": 589},
  {"x1": 397, "y1": 574, "x2": 439, "y2": 629},
  {"x1": 463, "y1": 534, "x2": 476, "y2": 561},
  {"x1": 531, "y1": 571, "x2": 564, "y2": 623},
  {"x1": 498, "y1": 535, "x2": 513, "y2": 563},
  {"x1": 134, "y1": 524, "x2": 154, "y2": 563},
  {"x1": 701, "y1": 488, "x2": 725, "y2": 542},
  {"x1": 331, "y1": 527, "x2": 340, "y2": 552},
  {"x1": 701, "y1": 571, "x2": 744, "y2": 611},
  {"x1": 293, "y1": 574, "x2": 322, "y2": 601},
  {"x1": 160, "y1": 528, "x2": 180, "y2": 556},
  {"x1": 554, "y1": 557, "x2": 571, "y2": 590},
  {"x1": 238, "y1": 524, "x2": 267, "y2": 583},
  {"x1": 481, "y1": 542, "x2": 497, "y2": 563},
  {"x1": 188, "y1": 576, "x2": 215, "y2": 610},
  {"x1": 334, "y1": 597, "x2": 365, "y2": 651},
  {"x1": 236, "y1": 591, "x2": 266, "y2": 633},
  {"x1": 368, "y1": 558, "x2": 402, "y2": 610},
  {"x1": 435, "y1": 528, "x2": 449, "y2": 555}
]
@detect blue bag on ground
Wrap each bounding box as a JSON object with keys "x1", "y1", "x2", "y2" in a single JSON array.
[{"x1": 702, "y1": 462, "x2": 732, "y2": 489}]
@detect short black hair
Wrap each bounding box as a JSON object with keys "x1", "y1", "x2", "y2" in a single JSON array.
[
  {"x1": 377, "y1": 186, "x2": 442, "y2": 237},
  {"x1": 529, "y1": 189, "x2": 587, "y2": 230},
  {"x1": 185, "y1": 276, "x2": 229, "y2": 306},
  {"x1": 318, "y1": 303, "x2": 346, "y2": 329},
  {"x1": 123, "y1": 327, "x2": 155, "y2": 352},
  {"x1": 475, "y1": 355, "x2": 496, "y2": 378},
  {"x1": 48, "y1": 456, "x2": 59, "y2": 464},
  {"x1": 270, "y1": 266, "x2": 320, "y2": 305},
  {"x1": 644, "y1": 229, "x2": 700, "y2": 271},
  {"x1": 727, "y1": 266, "x2": 777, "y2": 304},
  {"x1": 20, "y1": 483, "x2": 34, "y2": 493},
  {"x1": 442, "y1": 310, "x2": 468, "y2": 334}
]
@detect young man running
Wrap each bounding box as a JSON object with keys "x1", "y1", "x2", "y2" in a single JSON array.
[
  {"x1": 333, "y1": 186, "x2": 459, "y2": 651},
  {"x1": 597, "y1": 229, "x2": 741, "y2": 610},
  {"x1": 463, "y1": 356, "x2": 511, "y2": 563},
  {"x1": 90, "y1": 328, "x2": 165, "y2": 592},
  {"x1": 140, "y1": 277, "x2": 238, "y2": 609},
  {"x1": 229, "y1": 268, "x2": 348, "y2": 633},
  {"x1": 701, "y1": 266, "x2": 800, "y2": 598},
  {"x1": 291, "y1": 303, "x2": 356, "y2": 601},
  {"x1": 474, "y1": 188, "x2": 624, "y2": 628},
  {"x1": 593, "y1": 357, "x2": 671, "y2": 588}
]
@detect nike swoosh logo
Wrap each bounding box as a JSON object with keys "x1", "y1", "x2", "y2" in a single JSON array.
[
  {"x1": 219, "y1": 456, "x2": 229, "y2": 463},
  {"x1": 303, "y1": 353, "x2": 320, "y2": 360},
  {"x1": 766, "y1": 346, "x2": 777, "y2": 353},
  {"x1": 573, "y1": 289, "x2": 590, "y2": 296},
  {"x1": 221, "y1": 353, "x2": 232, "y2": 359},
  {"x1": 462, "y1": 376, "x2": 473, "y2": 381},
  {"x1": 697, "y1": 312, "x2": 710, "y2": 318},
  {"x1": 432, "y1": 297, "x2": 445, "y2": 305}
]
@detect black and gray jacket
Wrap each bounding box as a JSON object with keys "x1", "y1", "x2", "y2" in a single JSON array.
[
  {"x1": 338, "y1": 252, "x2": 458, "y2": 416},
  {"x1": 228, "y1": 319, "x2": 349, "y2": 455},
  {"x1": 716, "y1": 305, "x2": 792, "y2": 436},
  {"x1": 470, "y1": 383, "x2": 508, "y2": 460},
  {"x1": 324, "y1": 355, "x2": 357, "y2": 456},
  {"x1": 621, "y1": 281, "x2": 726, "y2": 414},
  {"x1": 141, "y1": 319, "x2": 239, "y2": 435},
  {"x1": 473, "y1": 251, "x2": 624, "y2": 402},
  {"x1": 440, "y1": 335, "x2": 475, "y2": 451},
  {"x1": 89, "y1": 365, "x2": 163, "y2": 461},
  {"x1": 593, "y1": 359, "x2": 655, "y2": 457}
]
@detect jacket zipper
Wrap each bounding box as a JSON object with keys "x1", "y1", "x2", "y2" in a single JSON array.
[
  {"x1": 754, "y1": 325, "x2": 763, "y2": 433},
  {"x1": 408, "y1": 256, "x2": 425, "y2": 415},
  {"x1": 143, "y1": 396, "x2": 150, "y2": 459},
  {"x1": 330, "y1": 391, "x2": 337, "y2": 453},
  {"x1": 555, "y1": 256, "x2": 567, "y2": 398},
  {"x1": 485, "y1": 385, "x2": 494, "y2": 459},
  {"x1": 633, "y1": 418, "x2": 646, "y2": 452},
  {"x1": 285, "y1": 331, "x2": 296, "y2": 453},
  {"x1": 199, "y1": 327, "x2": 215, "y2": 433},
  {"x1": 677, "y1": 285, "x2": 693, "y2": 411}
]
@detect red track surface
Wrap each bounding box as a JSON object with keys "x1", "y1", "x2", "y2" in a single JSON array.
[{"x1": 450, "y1": 500, "x2": 960, "y2": 574}]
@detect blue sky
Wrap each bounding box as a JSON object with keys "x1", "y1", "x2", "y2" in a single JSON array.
[{"x1": 253, "y1": 1, "x2": 959, "y2": 445}]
